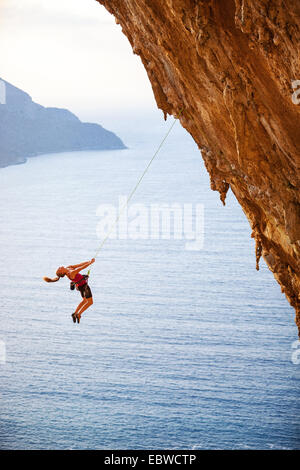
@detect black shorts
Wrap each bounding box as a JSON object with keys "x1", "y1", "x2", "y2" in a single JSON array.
[{"x1": 78, "y1": 284, "x2": 92, "y2": 299}]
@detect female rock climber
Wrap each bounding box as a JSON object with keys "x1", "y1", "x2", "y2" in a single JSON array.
[{"x1": 43, "y1": 258, "x2": 95, "y2": 324}]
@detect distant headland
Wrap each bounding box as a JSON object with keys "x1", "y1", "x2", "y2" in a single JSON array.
[{"x1": 0, "y1": 78, "x2": 126, "y2": 168}]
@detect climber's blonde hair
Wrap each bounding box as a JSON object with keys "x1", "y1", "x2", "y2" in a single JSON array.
[{"x1": 43, "y1": 267, "x2": 66, "y2": 283}]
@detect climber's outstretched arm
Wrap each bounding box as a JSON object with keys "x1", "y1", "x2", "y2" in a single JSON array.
[
  {"x1": 67, "y1": 259, "x2": 94, "y2": 270},
  {"x1": 69, "y1": 259, "x2": 95, "y2": 276}
]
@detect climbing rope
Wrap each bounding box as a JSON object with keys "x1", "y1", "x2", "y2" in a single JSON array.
[{"x1": 91, "y1": 109, "x2": 183, "y2": 265}]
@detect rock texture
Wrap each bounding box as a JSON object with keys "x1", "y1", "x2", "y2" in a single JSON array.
[
  {"x1": 0, "y1": 77, "x2": 126, "y2": 168},
  {"x1": 97, "y1": 0, "x2": 300, "y2": 335}
]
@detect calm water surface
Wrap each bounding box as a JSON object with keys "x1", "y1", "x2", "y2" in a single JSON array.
[{"x1": 0, "y1": 115, "x2": 299, "y2": 449}]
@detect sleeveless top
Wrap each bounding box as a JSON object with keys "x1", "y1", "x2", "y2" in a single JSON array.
[{"x1": 72, "y1": 273, "x2": 87, "y2": 287}]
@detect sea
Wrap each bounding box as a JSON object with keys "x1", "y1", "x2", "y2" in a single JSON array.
[{"x1": 0, "y1": 112, "x2": 299, "y2": 449}]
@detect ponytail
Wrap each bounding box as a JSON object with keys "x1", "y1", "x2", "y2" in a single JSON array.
[
  {"x1": 43, "y1": 267, "x2": 66, "y2": 283},
  {"x1": 43, "y1": 276, "x2": 60, "y2": 283}
]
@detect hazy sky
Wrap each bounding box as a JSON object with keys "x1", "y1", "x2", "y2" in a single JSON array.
[{"x1": 0, "y1": 0, "x2": 156, "y2": 122}]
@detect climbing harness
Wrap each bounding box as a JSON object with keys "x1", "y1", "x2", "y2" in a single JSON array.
[{"x1": 70, "y1": 273, "x2": 89, "y2": 290}]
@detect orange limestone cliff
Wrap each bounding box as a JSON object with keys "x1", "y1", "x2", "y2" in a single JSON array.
[{"x1": 97, "y1": 0, "x2": 300, "y2": 336}]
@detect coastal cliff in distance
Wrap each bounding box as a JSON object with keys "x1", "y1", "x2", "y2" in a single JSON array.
[
  {"x1": 97, "y1": 0, "x2": 300, "y2": 336},
  {"x1": 0, "y1": 77, "x2": 126, "y2": 168}
]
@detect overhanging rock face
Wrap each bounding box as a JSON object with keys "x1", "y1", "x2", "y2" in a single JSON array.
[{"x1": 97, "y1": 0, "x2": 300, "y2": 336}]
